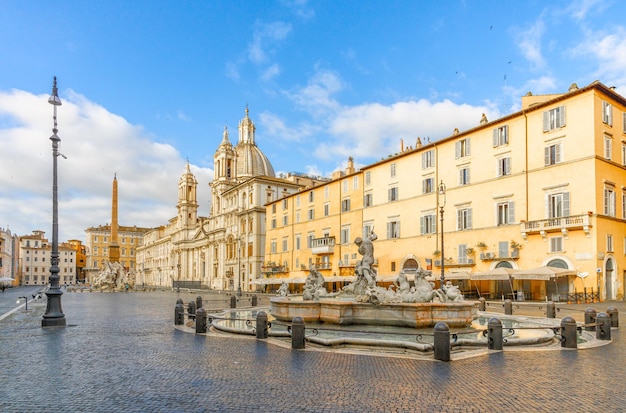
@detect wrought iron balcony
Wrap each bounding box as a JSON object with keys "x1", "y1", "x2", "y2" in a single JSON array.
[
  {"x1": 261, "y1": 263, "x2": 287, "y2": 275},
  {"x1": 311, "y1": 236, "x2": 335, "y2": 255},
  {"x1": 521, "y1": 214, "x2": 591, "y2": 239}
]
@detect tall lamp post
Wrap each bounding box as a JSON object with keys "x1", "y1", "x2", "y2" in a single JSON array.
[
  {"x1": 42, "y1": 77, "x2": 66, "y2": 327},
  {"x1": 237, "y1": 238, "x2": 242, "y2": 297},
  {"x1": 438, "y1": 181, "x2": 446, "y2": 291}
]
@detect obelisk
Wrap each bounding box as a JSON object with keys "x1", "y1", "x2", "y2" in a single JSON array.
[{"x1": 109, "y1": 174, "x2": 120, "y2": 263}]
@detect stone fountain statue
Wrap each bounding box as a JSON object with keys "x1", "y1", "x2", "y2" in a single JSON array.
[
  {"x1": 92, "y1": 260, "x2": 135, "y2": 291},
  {"x1": 277, "y1": 281, "x2": 290, "y2": 297},
  {"x1": 302, "y1": 267, "x2": 329, "y2": 301}
]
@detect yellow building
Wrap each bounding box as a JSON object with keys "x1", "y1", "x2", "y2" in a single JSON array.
[
  {"x1": 17, "y1": 230, "x2": 76, "y2": 286},
  {"x1": 265, "y1": 81, "x2": 626, "y2": 301},
  {"x1": 84, "y1": 225, "x2": 149, "y2": 274}
]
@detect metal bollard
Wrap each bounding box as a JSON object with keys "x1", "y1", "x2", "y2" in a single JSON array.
[
  {"x1": 596, "y1": 312, "x2": 611, "y2": 340},
  {"x1": 433, "y1": 322, "x2": 450, "y2": 362},
  {"x1": 560, "y1": 316, "x2": 577, "y2": 349},
  {"x1": 584, "y1": 308, "x2": 597, "y2": 331},
  {"x1": 174, "y1": 299, "x2": 185, "y2": 325},
  {"x1": 606, "y1": 306, "x2": 619, "y2": 328},
  {"x1": 196, "y1": 295, "x2": 203, "y2": 311},
  {"x1": 504, "y1": 299, "x2": 513, "y2": 315},
  {"x1": 478, "y1": 297, "x2": 486, "y2": 311},
  {"x1": 187, "y1": 300, "x2": 196, "y2": 321},
  {"x1": 251, "y1": 294, "x2": 258, "y2": 307},
  {"x1": 256, "y1": 311, "x2": 269, "y2": 339},
  {"x1": 195, "y1": 308, "x2": 207, "y2": 334},
  {"x1": 488, "y1": 318, "x2": 503, "y2": 350},
  {"x1": 291, "y1": 316, "x2": 305, "y2": 349},
  {"x1": 546, "y1": 301, "x2": 556, "y2": 318},
  {"x1": 230, "y1": 295, "x2": 237, "y2": 309}
]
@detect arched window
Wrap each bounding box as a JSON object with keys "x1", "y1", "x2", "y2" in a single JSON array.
[
  {"x1": 547, "y1": 259, "x2": 568, "y2": 269},
  {"x1": 495, "y1": 261, "x2": 513, "y2": 269}
]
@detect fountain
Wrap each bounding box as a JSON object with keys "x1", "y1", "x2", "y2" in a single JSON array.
[
  {"x1": 270, "y1": 230, "x2": 477, "y2": 328},
  {"x1": 91, "y1": 260, "x2": 135, "y2": 291}
]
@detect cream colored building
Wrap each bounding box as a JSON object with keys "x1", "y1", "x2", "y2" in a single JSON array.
[
  {"x1": 0, "y1": 227, "x2": 17, "y2": 284},
  {"x1": 84, "y1": 225, "x2": 149, "y2": 277},
  {"x1": 18, "y1": 230, "x2": 76, "y2": 286},
  {"x1": 265, "y1": 81, "x2": 626, "y2": 301},
  {"x1": 136, "y1": 109, "x2": 326, "y2": 291}
]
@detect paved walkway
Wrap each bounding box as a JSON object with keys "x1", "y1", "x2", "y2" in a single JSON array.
[{"x1": 1, "y1": 287, "x2": 625, "y2": 412}]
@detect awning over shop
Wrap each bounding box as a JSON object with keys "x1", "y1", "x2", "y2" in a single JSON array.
[
  {"x1": 252, "y1": 276, "x2": 355, "y2": 285},
  {"x1": 512, "y1": 266, "x2": 576, "y2": 280},
  {"x1": 470, "y1": 268, "x2": 518, "y2": 281},
  {"x1": 425, "y1": 271, "x2": 472, "y2": 281}
]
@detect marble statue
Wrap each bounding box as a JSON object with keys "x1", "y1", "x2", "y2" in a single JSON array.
[{"x1": 277, "y1": 281, "x2": 290, "y2": 297}]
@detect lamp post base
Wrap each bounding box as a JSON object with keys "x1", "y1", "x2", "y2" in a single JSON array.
[{"x1": 42, "y1": 288, "x2": 66, "y2": 327}]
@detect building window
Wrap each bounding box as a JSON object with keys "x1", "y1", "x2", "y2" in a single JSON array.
[
  {"x1": 497, "y1": 157, "x2": 511, "y2": 177},
  {"x1": 422, "y1": 150, "x2": 435, "y2": 169},
  {"x1": 455, "y1": 138, "x2": 471, "y2": 158},
  {"x1": 388, "y1": 187, "x2": 399, "y2": 202},
  {"x1": 308, "y1": 209, "x2": 315, "y2": 220},
  {"x1": 497, "y1": 201, "x2": 515, "y2": 225},
  {"x1": 282, "y1": 238, "x2": 288, "y2": 252},
  {"x1": 547, "y1": 192, "x2": 570, "y2": 218},
  {"x1": 341, "y1": 227, "x2": 350, "y2": 244},
  {"x1": 282, "y1": 215, "x2": 288, "y2": 226},
  {"x1": 422, "y1": 178, "x2": 434, "y2": 194},
  {"x1": 308, "y1": 191, "x2": 314, "y2": 202},
  {"x1": 282, "y1": 199, "x2": 288, "y2": 210},
  {"x1": 387, "y1": 220, "x2": 400, "y2": 239},
  {"x1": 420, "y1": 214, "x2": 436, "y2": 235},
  {"x1": 324, "y1": 203, "x2": 330, "y2": 217},
  {"x1": 324, "y1": 186, "x2": 329, "y2": 199},
  {"x1": 602, "y1": 101, "x2": 613, "y2": 126},
  {"x1": 353, "y1": 176, "x2": 359, "y2": 190},
  {"x1": 271, "y1": 218, "x2": 276, "y2": 229},
  {"x1": 364, "y1": 193, "x2": 373, "y2": 207},
  {"x1": 604, "y1": 187, "x2": 616, "y2": 217},
  {"x1": 457, "y1": 208, "x2": 472, "y2": 230},
  {"x1": 550, "y1": 236, "x2": 563, "y2": 253},
  {"x1": 458, "y1": 244, "x2": 468, "y2": 264},
  {"x1": 296, "y1": 195, "x2": 300, "y2": 207},
  {"x1": 493, "y1": 125, "x2": 509, "y2": 146},
  {"x1": 270, "y1": 240, "x2": 277, "y2": 254},
  {"x1": 307, "y1": 234, "x2": 314, "y2": 248},
  {"x1": 342, "y1": 180, "x2": 348, "y2": 193},
  {"x1": 544, "y1": 143, "x2": 562, "y2": 166},
  {"x1": 604, "y1": 136, "x2": 612, "y2": 160},
  {"x1": 295, "y1": 211, "x2": 300, "y2": 223},
  {"x1": 607, "y1": 234, "x2": 614, "y2": 253},
  {"x1": 543, "y1": 105, "x2": 566, "y2": 131},
  {"x1": 365, "y1": 171, "x2": 371, "y2": 186},
  {"x1": 498, "y1": 241, "x2": 509, "y2": 258},
  {"x1": 341, "y1": 199, "x2": 351, "y2": 212},
  {"x1": 295, "y1": 235, "x2": 301, "y2": 251},
  {"x1": 622, "y1": 143, "x2": 626, "y2": 166},
  {"x1": 622, "y1": 192, "x2": 626, "y2": 219},
  {"x1": 458, "y1": 167, "x2": 470, "y2": 185},
  {"x1": 390, "y1": 163, "x2": 397, "y2": 178}
]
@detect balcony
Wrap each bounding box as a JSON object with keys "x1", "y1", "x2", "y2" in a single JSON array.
[
  {"x1": 521, "y1": 214, "x2": 591, "y2": 239},
  {"x1": 311, "y1": 236, "x2": 335, "y2": 255},
  {"x1": 262, "y1": 263, "x2": 288, "y2": 275},
  {"x1": 434, "y1": 258, "x2": 475, "y2": 268},
  {"x1": 480, "y1": 251, "x2": 519, "y2": 261}
]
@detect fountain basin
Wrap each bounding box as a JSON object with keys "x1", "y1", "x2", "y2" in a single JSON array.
[{"x1": 270, "y1": 297, "x2": 478, "y2": 328}]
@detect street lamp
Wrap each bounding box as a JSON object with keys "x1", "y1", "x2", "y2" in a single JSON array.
[
  {"x1": 438, "y1": 181, "x2": 446, "y2": 291},
  {"x1": 17, "y1": 296, "x2": 29, "y2": 311},
  {"x1": 42, "y1": 77, "x2": 66, "y2": 327},
  {"x1": 177, "y1": 263, "x2": 181, "y2": 293},
  {"x1": 237, "y1": 238, "x2": 242, "y2": 297}
]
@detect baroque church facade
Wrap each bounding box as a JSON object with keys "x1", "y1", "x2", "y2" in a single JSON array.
[{"x1": 136, "y1": 109, "x2": 325, "y2": 292}]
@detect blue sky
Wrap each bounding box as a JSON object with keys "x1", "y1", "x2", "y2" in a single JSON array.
[{"x1": 1, "y1": 0, "x2": 626, "y2": 242}]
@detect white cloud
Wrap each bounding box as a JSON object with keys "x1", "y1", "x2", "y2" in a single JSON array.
[
  {"x1": 247, "y1": 21, "x2": 292, "y2": 65},
  {"x1": 258, "y1": 111, "x2": 315, "y2": 142},
  {"x1": 515, "y1": 18, "x2": 547, "y2": 70},
  {"x1": 261, "y1": 63, "x2": 282, "y2": 82},
  {"x1": 0, "y1": 89, "x2": 213, "y2": 242},
  {"x1": 317, "y1": 99, "x2": 489, "y2": 162},
  {"x1": 286, "y1": 68, "x2": 344, "y2": 118},
  {"x1": 572, "y1": 27, "x2": 626, "y2": 92}
]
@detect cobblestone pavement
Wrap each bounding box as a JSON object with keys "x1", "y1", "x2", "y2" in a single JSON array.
[{"x1": 1, "y1": 288, "x2": 625, "y2": 412}]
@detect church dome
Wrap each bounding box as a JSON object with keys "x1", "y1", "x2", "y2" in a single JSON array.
[{"x1": 235, "y1": 108, "x2": 275, "y2": 178}]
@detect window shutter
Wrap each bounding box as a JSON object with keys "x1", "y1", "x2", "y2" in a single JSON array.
[
  {"x1": 544, "y1": 147, "x2": 550, "y2": 166},
  {"x1": 455, "y1": 141, "x2": 460, "y2": 159},
  {"x1": 457, "y1": 210, "x2": 462, "y2": 230},
  {"x1": 543, "y1": 111, "x2": 549, "y2": 132},
  {"x1": 388, "y1": 188, "x2": 391, "y2": 202},
  {"x1": 395, "y1": 222, "x2": 400, "y2": 238},
  {"x1": 623, "y1": 112, "x2": 626, "y2": 133},
  {"x1": 466, "y1": 139, "x2": 471, "y2": 156},
  {"x1": 430, "y1": 216, "x2": 436, "y2": 234},
  {"x1": 505, "y1": 157, "x2": 511, "y2": 175},
  {"x1": 504, "y1": 125, "x2": 508, "y2": 143},
  {"x1": 493, "y1": 128, "x2": 498, "y2": 146},
  {"x1": 508, "y1": 202, "x2": 515, "y2": 223},
  {"x1": 563, "y1": 192, "x2": 570, "y2": 217},
  {"x1": 420, "y1": 216, "x2": 425, "y2": 235},
  {"x1": 387, "y1": 222, "x2": 392, "y2": 239},
  {"x1": 467, "y1": 209, "x2": 473, "y2": 229},
  {"x1": 556, "y1": 143, "x2": 562, "y2": 163},
  {"x1": 559, "y1": 106, "x2": 566, "y2": 127}
]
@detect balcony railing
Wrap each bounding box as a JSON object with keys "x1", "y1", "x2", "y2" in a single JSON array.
[
  {"x1": 261, "y1": 264, "x2": 287, "y2": 275},
  {"x1": 311, "y1": 236, "x2": 335, "y2": 255},
  {"x1": 434, "y1": 258, "x2": 475, "y2": 268},
  {"x1": 521, "y1": 214, "x2": 591, "y2": 238}
]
